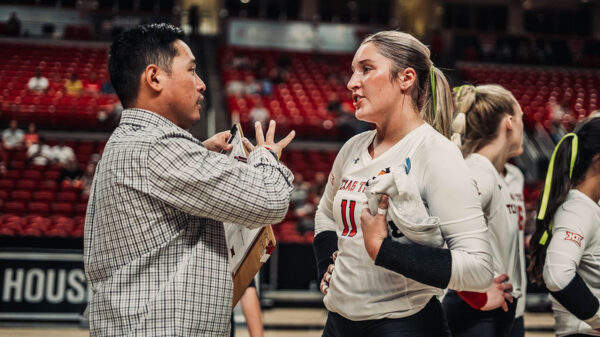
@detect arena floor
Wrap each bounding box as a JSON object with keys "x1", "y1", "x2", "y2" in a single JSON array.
[{"x1": 0, "y1": 309, "x2": 555, "y2": 337}]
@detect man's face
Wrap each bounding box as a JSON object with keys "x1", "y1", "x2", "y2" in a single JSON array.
[{"x1": 162, "y1": 40, "x2": 206, "y2": 129}]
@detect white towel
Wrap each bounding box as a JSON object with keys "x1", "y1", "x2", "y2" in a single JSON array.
[{"x1": 364, "y1": 166, "x2": 444, "y2": 247}]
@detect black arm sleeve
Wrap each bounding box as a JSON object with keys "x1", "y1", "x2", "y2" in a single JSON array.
[
  {"x1": 374, "y1": 237, "x2": 452, "y2": 289},
  {"x1": 313, "y1": 231, "x2": 338, "y2": 281},
  {"x1": 550, "y1": 273, "x2": 599, "y2": 321}
]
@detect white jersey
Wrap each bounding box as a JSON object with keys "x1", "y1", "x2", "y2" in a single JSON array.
[
  {"x1": 315, "y1": 123, "x2": 492, "y2": 321},
  {"x1": 466, "y1": 154, "x2": 522, "y2": 301},
  {"x1": 543, "y1": 190, "x2": 600, "y2": 337},
  {"x1": 503, "y1": 163, "x2": 527, "y2": 318}
]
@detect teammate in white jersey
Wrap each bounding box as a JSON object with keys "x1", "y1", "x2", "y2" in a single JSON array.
[
  {"x1": 504, "y1": 163, "x2": 527, "y2": 337},
  {"x1": 528, "y1": 118, "x2": 600, "y2": 337},
  {"x1": 313, "y1": 31, "x2": 493, "y2": 337},
  {"x1": 442, "y1": 84, "x2": 524, "y2": 337}
]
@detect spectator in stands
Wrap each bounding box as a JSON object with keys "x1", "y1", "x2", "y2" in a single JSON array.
[
  {"x1": 27, "y1": 69, "x2": 49, "y2": 93},
  {"x1": 84, "y1": 72, "x2": 102, "y2": 93},
  {"x1": 326, "y1": 93, "x2": 357, "y2": 141},
  {"x1": 101, "y1": 80, "x2": 116, "y2": 94},
  {"x1": 79, "y1": 160, "x2": 97, "y2": 197},
  {"x1": 257, "y1": 69, "x2": 273, "y2": 97},
  {"x1": 6, "y1": 12, "x2": 21, "y2": 37},
  {"x1": 64, "y1": 73, "x2": 83, "y2": 95},
  {"x1": 226, "y1": 78, "x2": 245, "y2": 97},
  {"x1": 2, "y1": 119, "x2": 24, "y2": 150},
  {"x1": 51, "y1": 141, "x2": 75, "y2": 165},
  {"x1": 250, "y1": 99, "x2": 269, "y2": 129},
  {"x1": 0, "y1": 143, "x2": 7, "y2": 176},
  {"x1": 23, "y1": 123, "x2": 39, "y2": 148},
  {"x1": 27, "y1": 137, "x2": 53, "y2": 166},
  {"x1": 243, "y1": 75, "x2": 260, "y2": 96},
  {"x1": 59, "y1": 157, "x2": 83, "y2": 188}
]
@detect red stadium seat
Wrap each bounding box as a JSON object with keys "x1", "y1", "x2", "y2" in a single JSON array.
[
  {"x1": 32, "y1": 191, "x2": 54, "y2": 202},
  {"x1": 22, "y1": 170, "x2": 42, "y2": 180},
  {"x1": 4, "y1": 201, "x2": 26, "y2": 215},
  {"x1": 16, "y1": 179, "x2": 37, "y2": 190},
  {"x1": 28, "y1": 202, "x2": 50, "y2": 216},
  {"x1": 52, "y1": 203, "x2": 74, "y2": 216},
  {"x1": 0, "y1": 179, "x2": 15, "y2": 190},
  {"x1": 39, "y1": 180, "x2": 58, "y2": 192},
  {"x1": 56, "y1": 191, "x2": 79, "y2": 203},
  {"x1": 10, "y1": 190, "x2": 32, "y2": 202}
]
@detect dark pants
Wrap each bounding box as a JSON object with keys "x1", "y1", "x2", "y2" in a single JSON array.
[
  {"x1": 509, "y1": 316, "x2": 524, "y2": 337},
  {"x1": 322, "y1": 296, "x2": 451, "y2": 337},
  {"x1": 443, "y1": 290, "x2": 517, "y2": 337}
]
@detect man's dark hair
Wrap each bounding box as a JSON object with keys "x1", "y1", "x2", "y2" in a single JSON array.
[{"x1": 108, "y1": 23, "x2": 184, "y2": 108}]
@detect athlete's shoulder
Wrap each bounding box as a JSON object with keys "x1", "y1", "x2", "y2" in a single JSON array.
[
  {"x1": 418, "y1": 124, "x2": 463, "y2": 159},
  {"x1": 504, "y1": 163, "x2": 525, "y2": 183},
  {"x1": 554, "y1": 190, "x2": 600, "y2": 235}
]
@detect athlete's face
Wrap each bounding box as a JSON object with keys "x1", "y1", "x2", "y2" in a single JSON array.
[
  {"x1": 508, "y1": 104, "x2": 524, "y2": 158},
  {"x1": 347, "y1": 43, "x2": 402, "y2": 124}
]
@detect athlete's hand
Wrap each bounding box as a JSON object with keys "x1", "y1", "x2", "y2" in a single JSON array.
[
  {"x1": 242, "y1": 120, "x2": 295, "y2": 159},
  {"x1": 481, "y1": 274, "x2": 513, "y2": 312},
  {"x1": 320, "y1": 251, "x2": 338, "y2": 295},
  {"x1": 203, "y1": 130, "x2": 233, "y2": 153},
  {"x1": 361, "y1": 194, "x2": 389, "y2": 261}
]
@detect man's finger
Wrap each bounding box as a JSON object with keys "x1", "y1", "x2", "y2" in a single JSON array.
[
  {"x1": 327, "y1": 264, "x2": 335, "y2": 273},
  {"x1": 332, "y1": 251, "x2": 338, "y2": 262},
  {"x1": 503, "y1": 282, "x2": 513, "y2": 293},
  {"x1": 222, "y1": 143, "x2": 233, "y2": 152},
  {"x1": 265, "y1": 120, "x2": 276, "y2": 143},
  {"x1": 277, "y1": 130, "x2": 296, "y2": 149},
  {"x1": 255, "y1": 121, "x2": 265, "y2": 145},
  {"x1": 242, "y1": 138, "x2": 255, "y2": 153},
  {"x1": 501, "y1": 301, "x2": 508, "y2": 312}
]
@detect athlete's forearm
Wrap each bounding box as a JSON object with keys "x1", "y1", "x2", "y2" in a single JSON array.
[
  {"x1": 375, "y1": 237, "x2": 451, "y2": 289},
  {"x1": 313, "y1": 231, "x2": 338, "y2": 280}
]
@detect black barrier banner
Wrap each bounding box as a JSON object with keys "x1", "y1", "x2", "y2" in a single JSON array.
[{"x1": 0, "y1": 250, "x2": 89, "y2": 322}]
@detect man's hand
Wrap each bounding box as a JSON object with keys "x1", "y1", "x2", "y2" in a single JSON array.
[
  {"x1": 203, "y1": 130, "x2": 233, "y2": 153},
  {"x1": 481, "y1": 274, "x2": 513, "y2": 312},
  {"x1": 360, "y1": 194, "x2": 389, "y2": 260},
  {"x1": 320, "y1": 251, "x2": 338, "y2": 295},
  {"x1": 242, "y1": 120, "x2": 295, "y2": 159}
]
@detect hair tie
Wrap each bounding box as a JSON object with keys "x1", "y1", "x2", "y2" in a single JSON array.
[
  {"x1": 453, "y1": 84, "x2": 477, "y2": 103},
  {"x1": 538, "y1": 132, "x2": 579, "y2": 245},
  {"x1": 430, "y1": 65, "x2": 436, "y2": 118}
]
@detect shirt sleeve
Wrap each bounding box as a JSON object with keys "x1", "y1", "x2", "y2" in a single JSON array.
[
  {"x1": 314, "y1": 140, "x2": 349, "y2": 235},
  {"x1": 543, "y1": 202, "x2": 594, "y2": 292},
  {"x1": 420, "y1": 142, "x2": 493, "y2": 292},
  {"x1": 147, "y1": 133, "x2": 294, "y2": 228}
]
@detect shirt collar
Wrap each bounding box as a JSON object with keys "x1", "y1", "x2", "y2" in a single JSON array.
[{"x1": 119, "y1": 108, "x2": 178, "y2": 129}]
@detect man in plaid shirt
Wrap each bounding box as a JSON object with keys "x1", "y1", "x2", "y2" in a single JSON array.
[{"x1": 84, "y1": 23, "x2": 295, "y2": 336}]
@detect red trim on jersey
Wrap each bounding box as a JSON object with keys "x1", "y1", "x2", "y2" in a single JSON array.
[
  {"x1": 341, "y1": 199, "x2": 349, "y2": 236},
  {"x1": 348, "y1": 200, "x2": 357, "y2": 237}
]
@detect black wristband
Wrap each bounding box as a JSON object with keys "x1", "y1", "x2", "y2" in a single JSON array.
[
  {"x1": 375, "y1": 237, "x2": 452, "y2": 289},
  {"x1": 550, "y1": 273, "x2": 599, "y2": 321},
  {"x1": 313, "y1": 231, "x2": 338, "y2": 281}
]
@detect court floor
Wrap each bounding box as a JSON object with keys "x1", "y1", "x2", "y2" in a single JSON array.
[{"x1": 0, "y1": 309, "x2": 555, "y2": 337}]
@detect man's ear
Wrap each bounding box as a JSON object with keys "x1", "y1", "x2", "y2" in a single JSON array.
[
  {"x1": 143, "y1": 64, "x2": 163, "y2": 93},
  {"x1": 505, "y1": 114, "x2": 514, "y2": 132}
]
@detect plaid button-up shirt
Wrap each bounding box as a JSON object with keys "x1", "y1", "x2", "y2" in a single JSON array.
[{"x1": 84, "y1": 108, "x2": 293, "y2": 336}]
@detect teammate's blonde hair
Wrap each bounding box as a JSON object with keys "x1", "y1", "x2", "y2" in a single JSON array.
[
  {"x1": 452, "y1": 84, "x2": 519, "y2": 157},
  {"x1": 361, "y1": 31, "x2": 454, "y2": 139}
]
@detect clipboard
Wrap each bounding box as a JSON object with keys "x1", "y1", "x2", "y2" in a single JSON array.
[{"x1": 222, "y1": 123, "x2": 277, "y2": 307}]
